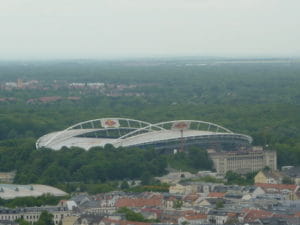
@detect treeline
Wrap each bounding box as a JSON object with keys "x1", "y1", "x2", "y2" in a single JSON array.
[
  {"x1": 0, "y1": 59, "x2": 300, "y2": 177},
  {"x1": 1, "y1": 61, "x2": 300, "y2": 105},
  {"x1": 0, "y1": 102, "x2": 300, "y2": 167},
  {"x1": 0, "y1": 194, "x2": 67, "y2": 208},
  {"x1": 0, "y1": 140, "x2": 212, "y2": 186}
]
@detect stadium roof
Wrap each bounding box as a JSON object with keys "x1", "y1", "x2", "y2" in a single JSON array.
[
  {"x1": 36, "y1": 118, "x2": 252, "y2": 151},
  {"x1": 0, "y1": 184, "x2": 67, "y2": 199}
]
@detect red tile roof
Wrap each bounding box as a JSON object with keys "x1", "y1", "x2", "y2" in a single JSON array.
[
  {"x1": 184, "y1": 214, "x2": 207, "y2": 220},
  {"x1": 183, "y1": 194, "x2": 200, "y2": 202},
  {"x1": 242, "y1": 209, "x2": 273, "y2": 222},
  {"x1": 207, "y1": 192, "x2": 225, "y2": 198},
  {"x1": 294, "y1": 212, "x2": 300, "y2": 217}
]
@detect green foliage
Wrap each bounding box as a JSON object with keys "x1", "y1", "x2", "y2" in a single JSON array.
[
  {"x1": 117, "y1": 207, "x2": 149, "y2": 222},
  {"x1": 0, "y1": 145, "x2": 167, "y2": 186},
  {"x1": 215, "y1": 200, "x2": 224, "y2": 209},
  {"x1": 167, "y1": 147, "x2": 213, "y2": 172},
  {"x1": 181, "y1": 176, "x2": 224, "y2": 184},
  {"x1": 127, "y1": 184, "x2": 170, "y2": 193},
  {"x1": 225, "y1": 171, "x2": 256, "y2": 186},
  {"x1": 0, "y1": 194, "x2": 68, "y2": 208},
  {"x1": 1, "y1": 60, "x2": 300, "y2": 186},
  {"x1": 120, "y1": 181, "x2": 130, "y2": 190},
  {"x1": 173, "y1": 200, "x2": 183, "y2": 209},
  {"x1": 34, "y1": 211, "x2": 54, "y2": 225},
  {"x1": 16, "y1": 219, "x2": 31, "y2": 225}
]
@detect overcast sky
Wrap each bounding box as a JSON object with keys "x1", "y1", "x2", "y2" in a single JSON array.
[{"x1": 0, "y1": 0, "x2": 299, "y2": 59}]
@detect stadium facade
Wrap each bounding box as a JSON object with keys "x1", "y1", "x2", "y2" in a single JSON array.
[{"x1": 36, "y1": 118, "x2": 252, "y2": 151}]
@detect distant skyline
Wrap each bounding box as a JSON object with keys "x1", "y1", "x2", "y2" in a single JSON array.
[{"x1": 1, "y1": 0, "x2": 299, "y2": 59}]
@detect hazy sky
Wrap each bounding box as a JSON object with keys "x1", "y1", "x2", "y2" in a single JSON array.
[{"x1": 0, "y1": 0, "x2": 299, "y2": 59}]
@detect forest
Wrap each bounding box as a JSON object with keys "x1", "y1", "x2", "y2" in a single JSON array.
[{"x1": 0, "y1": 58, "x2": 300, "y2": 189}]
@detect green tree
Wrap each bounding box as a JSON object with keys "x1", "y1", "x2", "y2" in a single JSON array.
[
  {"x1": 117, "y1": 207, "x2": 147, "y2": 222},
  {"x1": 34, "y1": 211, "x2": 54, "y2": 225},
  {"x1": 120, "y1": 180, "x2": 129, "y2": 190}
]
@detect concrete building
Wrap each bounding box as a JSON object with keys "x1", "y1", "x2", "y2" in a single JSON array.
[
  {"x1": 0, "y1": 207, "x2": 71, "y2": 225},
  {"x1": 209, "y1": 149, "x2": 277, "y2": 175}
]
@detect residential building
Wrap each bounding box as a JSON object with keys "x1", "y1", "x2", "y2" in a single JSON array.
[{"x1": 254, "y1": 170, "x2": 284, "y2": 184}]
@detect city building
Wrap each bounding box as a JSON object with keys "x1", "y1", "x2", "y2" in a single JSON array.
[
  {"x1": 209, "y1": 149, "x2": 277, "y2": 175},
  {"x1": 0, "y1": 206, "x2": 71, "y2": 225}
]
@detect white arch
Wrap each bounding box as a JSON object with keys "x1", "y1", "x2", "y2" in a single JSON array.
[
  {"x1": 37, "y1": 118, "x2": 153, "y2": 148},
  {"x1": 117, "y1": 120, "x2": 232, "y2": 141}
]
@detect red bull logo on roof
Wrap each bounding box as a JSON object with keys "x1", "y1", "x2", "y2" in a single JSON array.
[
  {"x1": 171, "y1": 121, "x2": 191, "y2": 130},
  {"x1": 101, "y1": 119, "x2": 120, "y2": 128}
]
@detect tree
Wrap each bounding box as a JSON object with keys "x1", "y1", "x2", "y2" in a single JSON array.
[
  {"x1": 34, "y1": 211, "x2": 54, "y2": 225},
  {"x1": 16, "y1": 219, "x2": 31, "y2": 225},
  {"x1": 120, "y1": 180, "x2": 129, "y2": 189},
  {"x1": 215, "y1": 200, "x2": 224, "y2": 209},
  {"x1": 117, "y1": 207, "x2": 147, "y2": 222},
  {"x1": 173, "y1": 200, "x2": 183, "y2": 209}
]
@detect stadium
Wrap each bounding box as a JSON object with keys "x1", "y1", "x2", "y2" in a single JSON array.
[{"x1": 36, "y1": 118, "x2": 252, "y2": 152}]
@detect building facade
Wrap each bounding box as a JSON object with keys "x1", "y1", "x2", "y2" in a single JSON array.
[
  {"x1": 0, "y1": 207, "x2": 71, "y2": 225},
  {"x1": 209, "y1": 149, "x2": 277, "y2": 175}
]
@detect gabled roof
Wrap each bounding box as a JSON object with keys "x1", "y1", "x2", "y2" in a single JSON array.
[
  {"x1": 259, "y1": 170, "x2": 283, "y2": 180},
  {"x1": 207, "y1": 192, "x2": 225, "y2": 198},
  {"x1": 242, "y1": 209, "x2": 274, "y2": 222},
  {"x1": 184, "y1": 213, "x2": 207, "y2": 220}
]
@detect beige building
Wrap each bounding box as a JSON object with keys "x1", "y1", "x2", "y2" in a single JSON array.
[
  {"x1": 0, "y1": 171, "x2": 16, "y2": 183},
  {"x1": 169, "y1": 184, "x2": 197, "y2": 195},
  {"x1": 209, "y1": 149, "x2": 277, "y2": 175},
  {"x1": 0, "y1": 206, "x2": 71, "y2": 225},
  {"x1": 254, "y1": 170, "x2": 283, "y2": 184}
]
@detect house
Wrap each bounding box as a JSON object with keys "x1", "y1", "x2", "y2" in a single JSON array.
[
  {"x1": 207, "y1": 210, "x2": 228, "y2": 225},
  {"x1": 254, "y1": 171, "x2": 284, "y2": 184},
  {"x1": 163, "y1": 195, "x2": 176, "y2": 209},
  {"x1": 178, "y1": 213, "x2": 207, "y2": 225},
  {"x1": 62, "y1": 216, "x2": 79, "y2": 225},
  {"x1": 99, "y1": 218, "x2": 151, "y2": 225},
  {"x1": 182, "y1": 194, "x2": 201, "y2": 207},
  {"x1": 239, "y1": 209, "x2": 274, "y2": 223},
  {"x1": 207, "y1": 192, "x2": 225, "y2": 199},
  {"x1": 198, "y1": 198, "x2": 226, "y2": 208},
  {"x1": 241, "y1": 186, "x2": 264, "y2": 200},
  {"x1": 255, "y1": 183, "x2": 300, "y2": 200},
  {"x1": 169, "y1": 184, "x2": 197, "y2": 195},
  {"x1": 116, "y1": 197, "x2": 162, "y2": 208},
  {"x1": 282, "y1": 166, "x2": 300, "y2": 185},
  {"x1": 156, "y1": 172, "x2": 195, "y2": 184}
]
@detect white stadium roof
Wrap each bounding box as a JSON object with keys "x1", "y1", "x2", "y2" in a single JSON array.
[
  {"x1": 0, "y1": 184, "x2": 67, "y2": 199},
  {"x1": 36, "y1": 118, "x2": 252, "y2": 151}
]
